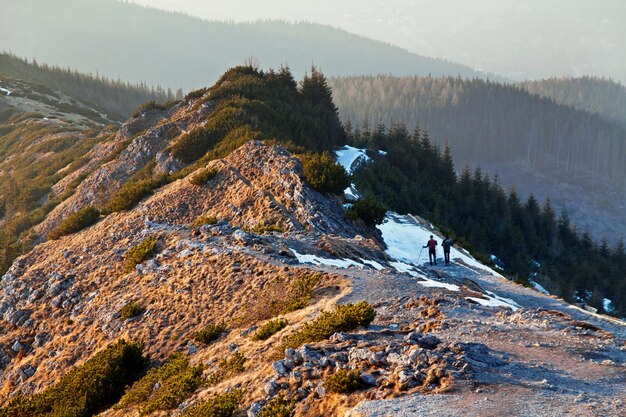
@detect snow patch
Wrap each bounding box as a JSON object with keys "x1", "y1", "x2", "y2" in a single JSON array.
[
  {"x1": 335, "y1": 145, "x2": 371, "y2": 173},
  {"x1": 290, "y1": 248, "x2": 363, "y2": 269},
  {"x1": 361, "y1": 258, "x2": 385, "y2": 270},
  {"x1": 377, "y1": 212, "x2": 502, "y2": 277},
  {"x1": 467, "y1": 290, "x2": 519, "y2": 310},
  {"x1": 603, "y1": 298, "x2": 616, "y2": 314},
  {"x1": 530, "y1": 280, "x2": 550, "y2": 295},
  {"x1": 0, "y1": 86, "x2": 11, "y2": 96}
]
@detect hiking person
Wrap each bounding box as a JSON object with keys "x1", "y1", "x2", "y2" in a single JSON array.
[
  {"x1": 423, "y1": 235, "x2": 438, "y2": 265},
  {"x1": 442, "y1": 235, "x2": 453, "y2": 265}
]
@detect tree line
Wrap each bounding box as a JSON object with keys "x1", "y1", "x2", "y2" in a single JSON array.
[{"x1": 349, "y1": 122, "x2": 626, "y2": 317}]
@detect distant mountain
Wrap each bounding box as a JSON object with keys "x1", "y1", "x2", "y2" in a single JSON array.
[
  {"x1": 0, "y1": 53, "x2": 179, "y2": 120},
  {"x1": 518, "y1": 77, "x2": 626, "y2": 128},
  {"x1": 329, "y1": 75, "x2": 626, "y2": 242},
  {"x1": 0, "y1": 0, "x2": 494, "y2": 91}
]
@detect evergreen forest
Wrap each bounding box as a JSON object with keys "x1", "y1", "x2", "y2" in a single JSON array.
[{"x1": 347, "y1": 122, "x2": 626, "y2": 317}]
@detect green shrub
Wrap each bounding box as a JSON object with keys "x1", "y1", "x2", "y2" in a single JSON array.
[
  {"x1": 252, "y1": 318, "x2": 288, "y2": 341},
  {"x1": 181, "y1": 390, "x2": 242, "y2": 417},
  {"x1": 184, "y1": 87, "x2": 209, "y2": 101},
  {"x1": 48, "y1": 206, "x2": 100, "y2": 240},
  {"x1": 115, "y1": 353, "x2": 203, "y2": 414},
  {"x1": 190, "y1": 214, "x2": 218, "y2": 229},
  {"x1": 299, "y1": 152, "x2": 350, "y2": 193},
  {"x1": 123, "y1": 236, "x2": 158, "y2": 272},
  {"x1": 189, "y1": 167, "x2": 219, "y2": 186},
  {"x1": 219, "y1": 351, "x2": 246, "y2": 374},
  {"x1": 102, "y1": 176, "x2": 167, "y2": 213},
  {"x1": 132, "y1": 99, "x2": 181, "y2": 117},
  {"x1": 345, "y1": 195, "x2": 387, "y2": 225},
  {"x1": 282, "y1": 274, "x2": 321, "y2": 313},
  {"x1": 239, "y1": 274, "x2": 322, "y2": 324},
  {"x1": 0, "y1": 340, "x2": 146, "y2": 417},
  {"x1": 119, "y1": 301, "x2": 145, "y2": 320},
  {"x1": 280, "y1": 301, "x2": 376, "y2": 351},
  {"x1": 323, "y1": 369, "x2": 364, "y2": 394},
  {"x1": 257, "y1": 395, "x2": 295, "y2": 417},
  {"x1": 194, "y1": 322, "x2": 226, "y2": 345},
  {"x1": 248, "y1": 223, "x2": 284, "y2": 235}
]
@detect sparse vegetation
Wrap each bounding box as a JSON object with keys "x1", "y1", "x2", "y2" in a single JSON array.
[
  {"x1": 218, "y1": 351, "x2": 246, "y2": 374},
  {"x1": 123, "y1": 236, "x2": 158, "y2": 272},
  {"x1": 190, "y1": 214, "x2": 218, "y2": 228},
  {"x1": 248, "y1": 223, "x2": 284, "y2": 235},
  {"x1": 103, "y1": 176, "x2": 167, "y2": 213},
  {"x1": 280, "y1": 301, "x2": 376, "y2": 351},
  {"x1": 0, "y1": 340, "x2": 146, "y2": 417},
  {"x1": 257, "y1": 395, "x2": 295, "y2": 417},
  {"x1": 345, "y1": 195, "x2": 387, "y2": 225},
  {"x1": 252, "y1": 318, "x2": 289, "y2": 341},
  {"x1": 118, "y1": 301, "x2": 145, "y2": 320},
  {"x1": 193, "y1": 322, "x2": 226, "y2": 345},
  {"x1": 181, "y1": 390, "x2": 242, "y2": 417},
  {"x1": 189, "y1": 167, "x2": 218, "y2": 186},
  {"x1": 114, "y1": 353, "x2": 203, "y2": 414},
  {"x1": 242, "y1": 273, "x2": 322, "y2": 324},
  {"x1": 48, "y1": 206, "x2": 100, "y2": 240},
  {"x1": 299, "y1": 151, "x2": 350, "y2": 193},
  {"x1": 323, "y1": 369, "x2": 365, "y2": 394}
]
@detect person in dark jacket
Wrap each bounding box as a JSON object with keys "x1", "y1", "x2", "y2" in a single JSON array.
[
  {"x1": 442, "y1": 235, "x2": 453, "y2": 265},
  {"x1": 423, "y1": 235, "x2": 438, "y2": 265}
]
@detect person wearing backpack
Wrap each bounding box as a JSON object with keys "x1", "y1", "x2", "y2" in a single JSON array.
[
  {"x1": 423, "y1": 235, "x2": 438, "y2": 265},
  {"x1": 442, "y1": 235, "x2": 453, "y2": 265}
]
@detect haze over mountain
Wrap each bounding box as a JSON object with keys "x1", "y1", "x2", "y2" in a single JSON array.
[
  {"x1": 329, "y1": 75, "x2": 626, "y2": 243},
  {"x1": 130, "y1": 0, "x2": 626, "y2": 84},
  {"x1": 0, "y1": 0, "x2": 489, "y2": 92}
]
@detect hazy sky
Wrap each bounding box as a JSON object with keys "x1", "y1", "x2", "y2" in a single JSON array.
[{"x1": 129, "y1": 0, "x2": 626, "y2": 82}]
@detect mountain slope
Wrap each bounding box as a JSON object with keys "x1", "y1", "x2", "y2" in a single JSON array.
[
  {"x1": 0, "y1": 53, "x2": 179, "y2": 120},
  {"x1": 329, "y1": 74, "x2": 626, "y2": 243},
  {"x1": 0, "y1": 66, "x2": 625, "y2": 416},
  {"x1": 0, "y1": 0, "x2": 492, "y2": 91},
  {"x1": 518, "y1": 77, "x2": 626, "y2": 128}
]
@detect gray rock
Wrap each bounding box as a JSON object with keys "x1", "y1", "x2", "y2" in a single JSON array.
[
  {"x1": 361, "y1": 372, "x2": 378, "y2": 386},
  {"x1": 273, "y1": 360, "x2": 287, "y2": 376},
  {"x1": 248, "y1": 402, "x2": 262, "y2": 417},
  {"x1": 264, "y1": 379, "x2": 279, "y2": 397},
  {"x1": 11, "y1": 340, "x2": 24, "y2": 352}
]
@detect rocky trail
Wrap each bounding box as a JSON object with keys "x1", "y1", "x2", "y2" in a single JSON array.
[{"x1": 0, "y1": 139, "x2": 624, "y2": 416}]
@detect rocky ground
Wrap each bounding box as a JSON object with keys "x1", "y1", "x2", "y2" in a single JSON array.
[{"x1": 0, "y1": 140, "x2": 624, "y2": 415}]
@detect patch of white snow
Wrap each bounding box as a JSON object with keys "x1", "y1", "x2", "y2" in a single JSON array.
[
  {"x1": 530, "y1": 280, "x2": 550, "y2": 295},
  {"x1": 335, "y1": 145, "x2": 371, "y2": 173},
  {"x1": 290, "y1": 248, "x2": 363, "y2": 269},
  {"x1": 0, "y1": 86, "x2": 11, "y2": 96}
]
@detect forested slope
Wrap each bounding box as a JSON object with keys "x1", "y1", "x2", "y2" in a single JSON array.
[
  {"x1": 518, "y1": 77, "x2": 626, "y2": 128},
  {"x1": 0, "y1": 53, "x2": 178, "y2": 120},
  {"x1": 329, "y1": 75, "x2": 626, "y2": 242}
]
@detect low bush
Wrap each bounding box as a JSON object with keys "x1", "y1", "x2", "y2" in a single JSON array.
[
  {"x1": 299, "y1": 152, "x2": 350, "y2": 194},
  {"x1": 103, "y1": 176, "x2": 167, "y2": 213},
  {"x1": 282, "y1": 274, "x2": 321, "y2": 313},
  {"x1": 323, "y1": 369, "x2": 364, "y2": 394},
  {"x1": 123, "y1": 236, "x2": 158, "y2": 272},
  {"x1": 248, "y1": 223, "x2": 284, "y2": 235},
  {"x1": 241, "y1": 274, "x2": 321, "y2": 324},
  {"x1": 193, "y1": 322, "x2": 226, "y2": 345},
  {"x1": 280, "y1": 301, "x2": 376, "y2": 351},
  {"x1": 118, "y1": 301, "x2": 145, "y2": 320},
  {"x1": 345, "y1": 195, "x2": 387, "y2": 225},
  {"x1": 189, "y1": 167, "x2": 218, "y2": 186},
  {"x1": 219, "y1": 351, "x2": 246, "y2": 374},
  {"x1": 257, "y1": 395, "x2": 295, "y2": 417},
  {"x1": 0, "y1": 340, "x2": 146, "y2": 417},
  {"x1": 190, "y1": 214, "x2": 218, "y2": 229},
  {"x1": 181, "y1": 390, "x2": 242, "y2": 417},
  {"x1": 115, "y1": 353, "x2": 203, "y2": 414},
  {"x1": 48, "y1": 206, "x2": 100, "y2": 240},
  {"x1": 252, "y1": 318, "x2": 288, "y2": 341}
]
